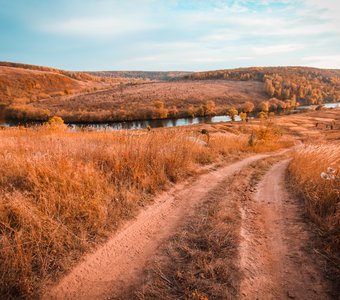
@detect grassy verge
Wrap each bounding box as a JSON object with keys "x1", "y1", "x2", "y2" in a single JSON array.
[
  {"x1": 288, "y1": 143, "x2": 340, "y2": 284},
  {"x1": 118, "y1": 156, "x2": 284, "y2": 300},
  {"x1": 0, "y1": 123, "x2": 292, "y2": 298}
]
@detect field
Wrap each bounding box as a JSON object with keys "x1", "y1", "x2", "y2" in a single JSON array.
[
  {"x1": 0, "y1": 72, "x2": 339, "y2": 298},
  {"x1": 3, "y1": 0, "x2": 340, "y2": 297},
  {"x1": 0, "y1": 118, "x2": 294, "y2": 298},
  {"x1": 27, "y1": 80, "x2": 266, "y2": 123}
]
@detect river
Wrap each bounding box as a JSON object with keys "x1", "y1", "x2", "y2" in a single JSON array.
[{"x1": 2, "y1": 102, "x2": 339, "y2": 131}]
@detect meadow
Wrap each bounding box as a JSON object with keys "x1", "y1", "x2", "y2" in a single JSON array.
[
  {"x1": 0, "y1": 120, "x2": 292, "y2": 298},
  {"x1": 1, "y1": 106, "x2": 339, "y2": 298},
  {"x1": 28, "y1": 80, "x2": 265, "y2": 123}
]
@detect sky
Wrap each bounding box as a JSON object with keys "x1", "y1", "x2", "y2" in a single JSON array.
[{"x1": 0, "y1": 0, "x2": 339, "y2": 71}]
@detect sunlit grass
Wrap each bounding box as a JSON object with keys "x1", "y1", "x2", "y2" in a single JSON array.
[
  {"x1": 0, "y1": 124, "x2": 292, "y2": 298},
  {"x1": 288, "y1": 143, "x2": 340, "y2": 255}
]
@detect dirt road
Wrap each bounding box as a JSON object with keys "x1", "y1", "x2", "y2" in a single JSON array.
[
  {"x1": 240, "y1": 160, "x2": 331, "y2": 299},
  {"x1": 44, "y1": 153, "x2": 279, "y2": 300},
  {"x1": 44, "y1": 150, "x2": 332, "y2": 300}
]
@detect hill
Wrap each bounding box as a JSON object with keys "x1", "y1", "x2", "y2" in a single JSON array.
[
  {"x1": 1, "y1": 64, "x2": 339, "y2": 123},
  {"x1": 90, "y1": 71, "x2": 191, "y2": 81},
  {"x1": 0, "y1": 62, "x2": 123, "y2": 106},
  {"x1": 185, "y1": 66, "x2": 340, "y2": 105},
  {"x1": 29, "y1": 80, "x2": 266, "y2": 123}
]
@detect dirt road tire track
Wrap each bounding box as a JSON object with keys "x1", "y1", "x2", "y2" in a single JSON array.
[
  {"x1": 240, "y1": 160, "x2": 332, "y2": 299},
  {"x1": 44, "y1": 152, "x2": 289, "y2": 300}
]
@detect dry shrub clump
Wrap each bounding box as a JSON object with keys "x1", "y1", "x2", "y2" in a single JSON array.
[
  {"x1": 288, "y1": 143, "x2": 340, "y2": 258},
  {"x1": 0, "y1": 126, "x2": 251, "y2": 298},
  {"x1": 247, "y1": 122, "x2": 295, "y2": 153}
]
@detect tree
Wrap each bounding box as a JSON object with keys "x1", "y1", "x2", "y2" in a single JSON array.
[
  {"x1": 153, "y1": 101, "x2": 168, "y2": 119},
  {"x1": 202, "y1": 100, "x2": 216, "y2": 116},
  {"x1": 169, "y1": 105, "x2": 179, "y2": 117},
  {"x1": 187, "y1": 105, "x2": 195, "y2": 118},
  {"x1": 264, "y1": 79, "x2": 275, "y2": 96},
  {"x1": 239, "y1": 111, "x2": 247, "y2": 122},
  {"x1": 243, "y1": 101, "x2": 254, "y2": 113},
  {"x1": 258, "y1": 101, "x2": 269, "y2": 113},
  {"x1": 228, "y1": 106, "x2": 238, "y2": 122}
]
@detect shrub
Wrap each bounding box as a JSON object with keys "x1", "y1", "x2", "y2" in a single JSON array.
[{"x1": 45, "y1": 116, "x2": 67, "y2": 130}]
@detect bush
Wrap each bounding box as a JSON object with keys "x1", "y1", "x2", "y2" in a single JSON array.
[{"x1": 45, "y1": 116, "x2": 67, "y2": 130}]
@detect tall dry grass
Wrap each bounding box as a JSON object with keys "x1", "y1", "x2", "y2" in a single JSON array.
[
  {"x1": 0, "y1": 124, "x2": 292, "y2": 298},
  {"x1": 0, "y1": 126, "x2": 246, "y2": 298},
  {"x1": 288, "y1": 143, "x2": 340, "y2": 258}
]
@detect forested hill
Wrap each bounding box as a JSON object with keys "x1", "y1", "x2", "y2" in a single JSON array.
[{"x1": 185, "y1": 67, "x2": 340, "y2": 105}]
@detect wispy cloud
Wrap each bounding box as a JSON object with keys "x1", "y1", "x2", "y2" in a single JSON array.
[
  {"x1": 302, "y1": 55, "x2": 340, "y2": 68},
  {"x1": 43, "y1": 17, "x2": 157, "y2": 37},
  {"x1": 251, "y1": 44, "x2": 303, "y2": 55}
]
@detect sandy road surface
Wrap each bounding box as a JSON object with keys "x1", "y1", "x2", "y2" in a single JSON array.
[{"x1": 240, "y1": 160, "x2": 331, "y2": 299}]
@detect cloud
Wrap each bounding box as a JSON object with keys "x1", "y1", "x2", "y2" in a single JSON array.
[
  {"x1": 302, "y1": 55, "x2": 340, "y2": 69},
  {"x1": 251, "y1": 44, "x2": 303, "y2": 55},
  {"x1": 2, "y1": 0, "x2": 340, "y2": 70},
  {"x1": 43, "y1": 17, "x2": 156, "y2": 37}
]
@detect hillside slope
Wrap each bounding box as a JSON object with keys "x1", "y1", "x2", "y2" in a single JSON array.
[
  {"x1": 186, "y1": 66, "x2": 340, "y2": 105},
  {"x1": 0, "y1": 62, "x2": 121, "y2": 106}
]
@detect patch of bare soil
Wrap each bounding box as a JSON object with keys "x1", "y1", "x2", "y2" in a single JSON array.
[
  {"x1": 44, "y1": 153, "x2": 281, "y2": 300},
  {"x1": 240, "y1": 160, "x2": 333, "y2": 299}
]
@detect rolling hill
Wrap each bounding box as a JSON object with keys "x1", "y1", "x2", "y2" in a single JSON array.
[{"x1": 1, "y1": 63, "x2": 339, "y2": 123}]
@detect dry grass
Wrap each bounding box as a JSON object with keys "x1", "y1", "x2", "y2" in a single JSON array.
[
  {"x1": 27, "y1": 80, "x2": 266, "y2": 123},
  {"x1": 277, "y1": 108, "x2": 340, "y2": 141},
  {"x1": 132, "y1": 178, "x2": 242, "y2": 300},
  {"x1": 0, "y1": 123, "x2": 292, "y2": 298},
  {"x1": 0, "y1": 66, "x2": 108, "y2": 106},
  {"x1": 0, "y1": 128, "x2": 202, "y2": 298},
  {"x1": 288, "y1": 143, "x2": 340, "y2": 273}
]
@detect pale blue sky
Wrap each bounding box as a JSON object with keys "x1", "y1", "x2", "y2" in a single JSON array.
[{"x1": 0, "y1": 0, "x2": 339, "y2": 71}]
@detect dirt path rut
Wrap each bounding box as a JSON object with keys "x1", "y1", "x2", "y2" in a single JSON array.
[
  {"x1": 44, "y1": 153, "x2": 284, "y2": 300},
  {"x1": 240, "y1": 160, "x2": 331, "y2": 299}
]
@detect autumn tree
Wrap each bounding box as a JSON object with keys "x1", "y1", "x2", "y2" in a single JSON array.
[
  {"x1": 228, "y1": 106, "x2": 238, "y2": 122},
  {"x1": 242, "y1": 101, "x2": 254, "y2": 113},
  {"x1": 202, "y1": 100, "x2": 216, "y2": 116},
  {"x1": 239, "y1": 111, "x2": 247, "y2": 122},
  {"x1": 169, "y1": 105, "x2": 179, "y2": 117},
  {"x1": 264, "y1": 79, "x2": 275, "y2": 97},
  {"x1": 258, "y1": 101, "x2": 269, "y2": 113},
  {"x1": 187, "y1": 104, "x2": 195, "y2": 118},
  {"x1": 153, "y1": 100, "x2": 168, "y2": 119}
]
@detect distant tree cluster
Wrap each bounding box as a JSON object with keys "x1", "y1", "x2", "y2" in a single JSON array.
[{"x1": 186, "y1": 67, "x2": 340, "y2": 106}]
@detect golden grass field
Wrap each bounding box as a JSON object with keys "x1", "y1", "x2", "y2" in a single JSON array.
[
  {"x1": 0, "y1": 108, "x2": 339, "y2": 298},
  {"x1": 0, "y1": 120, "x2": 293, "y2": 298},
  {"x1": 289, "y1": 144, "x2": 339, "y2": 255}
]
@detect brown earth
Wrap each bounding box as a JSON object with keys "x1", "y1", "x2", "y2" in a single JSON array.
[{"x1": 240, "y1": 160, "x2": 332, "y2": 299}]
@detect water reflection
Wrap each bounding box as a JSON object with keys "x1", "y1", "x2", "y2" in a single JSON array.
[
  {"x1": 298, "y1": 102, "x2": 340, "y2": 110},
  {"x1": 68, "y1": 115, "x2": 241, "y2": 131}
]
